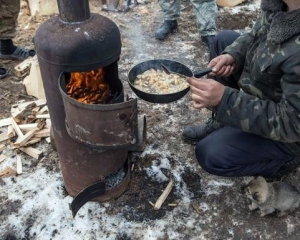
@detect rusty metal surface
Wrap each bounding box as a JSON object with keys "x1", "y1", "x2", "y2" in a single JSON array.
[
  {"x1": 34, "y1": 14, "x2": 121, "y2": 71},
  {"x1": 59, "y1": 73, "x2": 138, "y2": 149},
  {"x1": 34, "y1": 2, "x2": 131, "y2": 200},
  {"x1": 57, "y1": 0, "x2": 90, "y2": 23}
]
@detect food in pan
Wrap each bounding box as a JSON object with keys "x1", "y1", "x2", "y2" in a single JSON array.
[{"x1": 133, "y1": 69, "x2": 189, "y2": 94}]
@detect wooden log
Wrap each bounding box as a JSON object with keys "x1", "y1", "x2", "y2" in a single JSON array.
[
  {"x1": 23, "y1": 56, "x2": 46, "y2": 100},
  {"x1": 22, "y1": 137, "x2": 42, "y2": 147},
  {"x1": 38, "y1": 105, "x2": 48, "y2": 114},
  {"x1": 7, "y1": 125, "x2": 16, "y2": 138},
  {"x1": 35, "y1": 114, "x2": 50, "y2": 119},
  {"x1": 12, "y1": 99, "x2": 46, "y2": 109},
  {"x1": 11, "y1": 118, "x2": 24, "y2": 138},
  {"x1": 34, "y1": 128, "x2": 50, "y2": 138},
  {"x1": 14, "y1": 57, "x2": 34, "y2": 77},
  {"x1": 20, "y1": 147, "x2": 43, "y2": 159},
  {"x1": 154, "y1": 180, "x2": 174, "y2": 210},
  {"x1": 0, "y1": 167, "x2": 17, "y2": 178},
  {"x1": 14, "y1": 130, "x2": 37, "y2": 147},
  {"x1": 18, "y1": 123, "x2": 39, "y2": 131}
]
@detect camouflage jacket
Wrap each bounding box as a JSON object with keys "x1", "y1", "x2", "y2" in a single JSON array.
[{"x1": 216, "y1": 0, "x2": 300, "y2": 155}]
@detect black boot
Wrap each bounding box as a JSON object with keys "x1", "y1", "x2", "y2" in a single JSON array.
[
  {"x1": 182, "y1": 112, "x2": 221, "y2": 143},
  {"x1": 273, "y1": 156, "x2": 300, "y2": 179},
  {"x1": 201, "y1": 35, "x2": 215, "y2": 49},
  {"x1": 155, "y1": 20, "x2": 178, "y2": 40}
]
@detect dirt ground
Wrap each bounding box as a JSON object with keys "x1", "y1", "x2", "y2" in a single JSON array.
[{"x1": 1, "y1": 1, "x2": 300, "y2": 240}]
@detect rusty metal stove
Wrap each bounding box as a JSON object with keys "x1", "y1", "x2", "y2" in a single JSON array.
[{"x1": 34, "y1": 0, "x2": 145, "y2": 216}]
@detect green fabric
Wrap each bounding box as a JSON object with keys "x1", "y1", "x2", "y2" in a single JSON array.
[
  {"x1": 0, "y1": 0, "x2": 20, "y2": 40},
  {"x1": 216, "y1": 2, "x2": 300, "y2": 155}
]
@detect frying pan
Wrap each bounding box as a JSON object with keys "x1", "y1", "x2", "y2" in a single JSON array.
[{"x1": 127, "y1": 59, "x2": 212, "y2": 103}]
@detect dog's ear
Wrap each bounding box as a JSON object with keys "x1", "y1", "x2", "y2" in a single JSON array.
[{"x1": 253, "y1": 192, "x2": 260, "y2": 201}]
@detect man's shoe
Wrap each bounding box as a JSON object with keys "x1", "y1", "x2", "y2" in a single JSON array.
[
  {"x1": 155, "y1": 20, "x2": 178, "y2": 40},
  {"x1": 201, "y1": 35, "x2": 215, "y2": 49},
  {"x1": 182, "y1": 114, "x2": 221, "y2": 143},
  {"x1": 273, "y1": 156, "x2": 300, "y2": 179}
]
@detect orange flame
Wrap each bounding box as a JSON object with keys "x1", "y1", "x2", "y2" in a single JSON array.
[{"x1": 66, "y1": 68, "x2": 113, "y2": 104}]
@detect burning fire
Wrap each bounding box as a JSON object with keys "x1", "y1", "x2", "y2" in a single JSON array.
[{"x1": 66, "y1": 68, "x2": 114, "y2": 104}]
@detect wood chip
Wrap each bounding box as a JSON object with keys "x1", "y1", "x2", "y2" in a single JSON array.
[
  {"x1": 20, "y1": 147, "x2": 43, "y2": 159},
  {"x1": 154, "y1": 180, "x2": 174, "y2": 210},
  {"x1": 14, "y1": 130, "x2": 37, "y2": 147},
  {"x1": 0, "y1": 144, "x2": 5, "y2": 152},
  {"x1": 7, "y1": 125, "x2": 16, "y2": 138},
  {"x1": 0, "y1": 154, "x2": 7, "y2": 163},
  {"x1": 0, "y1": 167, "x2": 17, "y2": 178},
  {"x1": 0, "y1": 133, "x2": 9, "y2": 142},
  {"x1": 11, "y1": 118, "x2": 24, "y2": 138},
  {"x1": 35, "y1": 114, "x2": 50, "y2": 119},
  {"x1": 16, "y1": 155, "x2": 22, "y2": 175},
  {"x1": 18, "y1": 123, "x2": 39, "y2": 131},
  {"x1": 191, "y1": 202, "x2": 204, "y2": 215},
  {"x1": 34, "y1": 128, "x2": 50, "y2": 138},
  {"x1": 0, "y1": 117, "x2": 12, "y2": 127}
]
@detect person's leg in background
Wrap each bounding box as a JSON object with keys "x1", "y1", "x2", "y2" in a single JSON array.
[
  {"x1": 155, "y1": 0, "x2": 180, "y2": 40},
  {"x1": 0, "y1": 0, "x2": 35, "y2": 60},
  {"x1": 190, "y1": 0, "x2": 218, "y2": 49}
]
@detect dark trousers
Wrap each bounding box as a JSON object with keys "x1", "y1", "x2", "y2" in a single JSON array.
[{"x1": 195, "y1": 30, "x2": 296, "y2": 177}]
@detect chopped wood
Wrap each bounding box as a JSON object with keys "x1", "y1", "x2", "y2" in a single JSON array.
[
  {"x1": 0, "y1": 144, "x2": 5, "y2": 152},
  {"x1": 0, "y1": 117, "x2": 12, "y2": 127},
  {"x1": 14, "y1": 130, "x2": 37, "y2": 147},
  {"x1": 12, "y1": 99, "x2": 46, "y2": 109},
  {"x1": 23, "y1": 57, "x2": 46, "y2": 100},
  {"x1": 38, "y1": 105, "x2": 48, "y2": 114},
  {"x1": 0, "y1": 133, "x2": 9, "y2": 142},
  {"x1": 154, "y1": 180, "x2": 174, "y2": 210},
  {"x1": 35, "y1": 114, "x2": 50, "y2": 119},
  {"x1": 16, "y1": 155, "x2": 22, "y2": 175},
  {"x1": 20, "y1": 147, "x2": 43, "y2": 159},
  {"x1": 0, "y1": 154, "x2": 7, "y2": 163},
  {"x1": 32, "y1": 106, "x2": 40, "y2": 114},
  {"x1": 14, "y1": 57, "x2": 34, "y2": 77},
  {"x1": 18, "y1": 123, "x2": 39, "y2": 131},
  {"x1": 45, "y1": 119, "x2": 51, "y2": 129},
  {"x1": 191, "y1": 202, "x2": 204, "y2": 215},
  {"x1": 167, "y1": 203, "x2": 177, "y2": 207},
  {"x1": 34, "y1": 128, "x2": 50, "y2": 138},
  {"x1": 7, "y1": 125, "x2": 16, "y2": 138},
  {"x1": 22, "y1": 137, "x2": 41, "y2": 147},
  {"x1": 0, "y1": 167, "x2": 17, "y2": 178},
  {"x1": 11, "y1": 118, "x2": 24, "y2": 138}
]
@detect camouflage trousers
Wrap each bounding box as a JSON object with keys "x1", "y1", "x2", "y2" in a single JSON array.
[
  {"x1": 158, "y1": 0, "x2": 217, "y2": 36},
  {"x1": 0, "y1": 0, "x2": 20, "y2": 40}
]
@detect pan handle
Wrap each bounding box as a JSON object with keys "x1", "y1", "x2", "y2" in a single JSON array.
[{"x1": 193, "y1": 68, "x2": 213, "y2": 78}]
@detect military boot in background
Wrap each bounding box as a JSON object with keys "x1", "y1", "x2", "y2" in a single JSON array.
[
  {"x1": 155, "y1": 20, "x2": 178, "y2": 40},
  {"x1": 182, "y1": 112, "x2": 221, "y2": 143}
]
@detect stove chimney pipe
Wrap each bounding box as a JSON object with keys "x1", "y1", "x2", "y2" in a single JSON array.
[{"x1": 57, "y1": 0, "x2": 90, "y2": 23}]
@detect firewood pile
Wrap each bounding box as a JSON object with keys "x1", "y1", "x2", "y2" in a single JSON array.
[{"x1": 0, "y1": 99, "x2": 51, "y2": 178}]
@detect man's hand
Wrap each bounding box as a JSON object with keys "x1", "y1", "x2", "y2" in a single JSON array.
[
  {"x1": 186, "y1": 77, "x2": 225, "y2": 109},
  {"x1": 208, "y1": 53, "x2": 236, "y2": 77}
]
